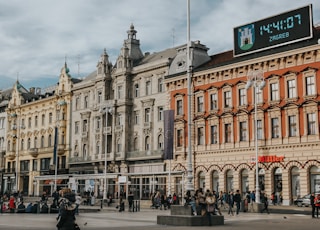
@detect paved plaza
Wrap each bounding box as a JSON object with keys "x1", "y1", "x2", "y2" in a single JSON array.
[{"x1": 0, "y1": 208, "x2": 318, "y2": 230}]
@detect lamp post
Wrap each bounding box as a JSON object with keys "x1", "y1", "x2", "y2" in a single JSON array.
[
  {"x1": 245, "y1": 70, "x2": 266, "y2": 204},
  {"x1": 100, "y1": 106, "x2": 112, "y2": 201}
]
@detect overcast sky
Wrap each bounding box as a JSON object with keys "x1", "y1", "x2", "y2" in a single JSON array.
[{"x1": 1, "y1": 0, "x2": 320, "y2": 90}]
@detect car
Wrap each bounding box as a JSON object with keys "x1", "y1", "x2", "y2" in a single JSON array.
[{"x1": 294, "y1": 194, "x2": 311, "y2": 207}]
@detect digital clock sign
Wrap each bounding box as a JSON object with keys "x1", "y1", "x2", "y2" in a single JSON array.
[{"x1": 233, "y1": 5, "x2": 313, "y2": 57}]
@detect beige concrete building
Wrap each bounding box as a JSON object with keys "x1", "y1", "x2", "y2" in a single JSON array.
[{"x1": 5, "y1": 64, "x2": 74, "y2": 196}]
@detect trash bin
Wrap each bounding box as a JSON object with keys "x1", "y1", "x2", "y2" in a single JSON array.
[{"x1": 91, "y1": 196, "x2": 95, "y2": 206}]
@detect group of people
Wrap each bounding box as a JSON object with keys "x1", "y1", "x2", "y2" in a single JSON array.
[{"x1": 150, "y1": 191, "x2": 178, "y2": 210}]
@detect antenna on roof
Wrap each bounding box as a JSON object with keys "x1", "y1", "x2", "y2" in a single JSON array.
[{"x1": 172, "y1": 28, "x2": 175, "y2": 47}]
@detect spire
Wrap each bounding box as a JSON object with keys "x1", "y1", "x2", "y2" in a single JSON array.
[{"x1": 127, "y1": 23, "x2": 137, "y2": 39}]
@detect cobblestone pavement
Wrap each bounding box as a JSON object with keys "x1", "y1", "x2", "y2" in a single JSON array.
[{"x1": 0, "y1": 208, "x2": 316, "y2": 230}]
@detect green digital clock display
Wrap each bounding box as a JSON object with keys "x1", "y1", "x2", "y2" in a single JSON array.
[{"x1": 234, "y1": 5, "x2": 313, "y2": 57}]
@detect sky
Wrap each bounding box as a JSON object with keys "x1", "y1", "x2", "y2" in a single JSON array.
[{"x1": 1, "y1": 0, "x2": 320, "y2": 91}]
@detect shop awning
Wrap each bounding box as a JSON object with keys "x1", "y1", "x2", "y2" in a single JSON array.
[{"x1": 44, "y1": 179, "x2": 63, "y2": 185}]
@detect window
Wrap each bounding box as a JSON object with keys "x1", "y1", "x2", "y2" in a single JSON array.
[
  {"x1": 33, "y1": 159, "x2": 37, "y2": 171},
  {"x1": 287, "y1": 79, "x2": 296, "y2": 98},
  {"x1": 21, "y1": 139, "x2": 24, "y2": 151},
  {"x1": 257, "y1": 120, "x2": 262, "y2": 140},
  {"x1": 145, "y1": 136, "x2": 150, "y2": 150},
  {"x1": 61, "y1": 156, "x2": 66, "y2": 168},
  {"x1": 75, "y1": 121, "x2": 79, "y2": 134},
  {"x1": 21, "y1": 118, "x2": 25, "y2": 128},
  {"x1": 75, "y1": 97, "x2": 80, "y2": 110},
  {"x1": 83, "y1": 120, "x2": 88, "y2": 132},
  {"x1": 97, "y1": 91, "x2": 102, "y2": 103},
  {"x1": 271, "y1": 118, "x2": 279, "y2": 138},
  {"x1": 158, "y1": 135, "x2": 163, "y2": 149},
  {"x1": 197, "y1": 96, "x2": 204, "y2": 112},
  {"x1": 306, "y1": 76, "x2": 315, "y2": 96},
  {"x1": 96, "y1": 117, "x2": 101, "y2": 130},
  {"x1": 239, "y1": 121, "x2": 247, "y2": 141},
  {"x1": 134, "y1": 137, "x2": 139, "y2": 150},
  {"x1": 176, "y1": 99, "x2": 183, "y2": 115},
  {"x1": 41, "y1": 114, "x2": 45, "y2": 126},
  {"x1": 307, "y1": 113, "x2": 316, "y2": 135},
  {"x1": 158, "y1": 107, "x2": 163, "y2": 121},
  {"x1": 41, "y1": 136, "x2": 44, "y2": 148},
  {"x1": 134, "y1": 84, "x2": 139, "y2": 97},
  {"x1": 210, "y1": 93, "x2": 217, "y2": 110},
  {"x1": 134, "y1": 111, "x2": 139, "y2": 125},
  {"x1": 239, "y1": 88, "x2": 246, "y2": 106},
  {"x1": 40, "y1": 158, "x2": 50, "y2": 171},
  {"x1": 256, "y1": 87, "x2": 263, "y2": 104},
  {"x1": 20, "y1": 160, "x2": 30, "y2": 172},
  {"x1": 84, "y1": 95, "x2": 89, "y2": 108},
  {"x1": 48, "y1": 134, "x2": 52, "y2": 147},
  {"x1": 35, "y1": 116, "x2": 38, "y2": 127},
  {"x1": 288, "y1": 115, "x2": 296, "y2": 137},
  {"x1": 197, "y1": 127, "x2": 204, "y2": 145},
  {"x1": 224, "y1": 123, "x2": 231, "y2": 143},
  {"x1": 177, "y1": 129, "x2": 183, "y2": 147},
  {"x1": 224, "y1": 91, "x2": 231, "y2": 108},
  {"x1": 210, "y1": 125, "x2": 217, "y2": 144},
  {"x1": 270, "y1": 83, "x2": 279, "y2": 101},
  {"x1": 158, "y1": 78, "x2": 164, "y2": 92},
  {"x1": 118, "y1": 85, "x2": 123, "y2": 99},
  {"x1": 34, "y1": 137, "x2": 38, "y2": 148},
  {"x1": 28, "y1": 117, "x2": 32, "y2": 128},
  {"x1": 146, "y1": 81, "x2": 151, "y2": 95},
  {"x1": 145, "y1": 108, "x2": 151, "y2": 122},
  {"x1": 49, "y1": 113, "x2": 53, "y2": 124}
]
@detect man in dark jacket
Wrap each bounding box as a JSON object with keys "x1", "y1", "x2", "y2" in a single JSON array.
[
  {"x1": 311, "y1": 193, "x2": 316, "y2": 218},
  {"x1": 234, "y1": 190, "x2": 241, "y2": 215}
]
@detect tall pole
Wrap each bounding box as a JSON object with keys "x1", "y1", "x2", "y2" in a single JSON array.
[
  {"x1": 254, "y1": 77, "x2": 260, "y2": 203},
  {"x1": 185, "y1": 0, "x2": 194, "y2": 193}
]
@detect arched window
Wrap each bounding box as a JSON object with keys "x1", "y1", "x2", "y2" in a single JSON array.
[
  {"x1": 212, "y1": 170, "x2": 219, "y2": 192},
  {"x1": 198, "y1": 171, "x2": 206, "y2": 189},
  {"x1": 291, "y1": 166, "x2": 300, "y2": 199},
  {"x1": 134, "y1": 137, "x2": 138, "y2": 151},
  {"x1": 41, "y1": 136, "x2": 45, "y2": 148},
  {"x1": 226, "y1": 169, "x2": 234, "y2": 192},
  {"x1": 145, "y1": 136, "x2": 150, "y2": 151},
  {"x1": 48, "y1": 134, "x2": 52, "y2": 147},
  {"x1": 158, "y1": 134, "x2": 163, "y2": 149},
  {"x1": 20, "y1": 139, "x2": 24, "y2": 151}
]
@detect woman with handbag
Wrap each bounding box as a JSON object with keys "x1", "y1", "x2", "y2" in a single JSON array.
[{"x1": 205, "y1": 192, "x2": 216, "y2": 226}]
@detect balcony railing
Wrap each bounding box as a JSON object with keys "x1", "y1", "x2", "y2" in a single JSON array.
[
  {"x1": 28, "y1": 148, "x2": 39, "y2": 157},
  {"x1": 126, "y1": 149, "x2": 163, "y2": 160},
  {"x1": 69, "y1": 156, "x2": 92, "y2": 163}
]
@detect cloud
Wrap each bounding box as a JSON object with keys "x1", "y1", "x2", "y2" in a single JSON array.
[{"x1": 0, "y1": 0, "x2": 319, "y2": 90}]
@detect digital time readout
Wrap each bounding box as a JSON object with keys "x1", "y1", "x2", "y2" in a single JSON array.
[
  {"x1": 259, "y1": 14, "x2": 302, "y2": 35},
  {"x1": 234, "y1": 5, "x2": 313, "y2": 57}
]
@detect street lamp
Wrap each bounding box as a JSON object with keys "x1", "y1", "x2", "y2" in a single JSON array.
[
  {"x1": 100, "y1": 106, "x2": 113, "y2": 201},
  {"x1": 245, "y1": 70, "x2": 266, "y2": 204}
]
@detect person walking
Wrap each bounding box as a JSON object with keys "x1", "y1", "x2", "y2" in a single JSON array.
[
  {"x1": 205, "y1": 192, "x2": 216, "y2": 226},
  {"x1": 226, "y1": 191, "x2": 234, "y2": 216},
  {"x1": 260, "y1": 192, "x2": 270, "y2": 214},
  {"x1": 310, "y1": 193, "x2": 316, "y2": 218},
  {"x1": 56, "y1": 188, "x2": 77, "y2": 230},
  {"x1": 234, "y1": 190, "x2": 241, "y2": 215},
  {"x1": 75, "y1": 193, "x2": 81, "y2": 215},
  {"x1": 314, "y1": 194, "x2": 320, "y2": 218}
]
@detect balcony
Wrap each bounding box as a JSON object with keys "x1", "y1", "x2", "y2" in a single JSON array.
[
  {"x1": 126, "y1": 149, "x2": 163, "y2": 161},
  {"x1": 69, "y1": 156, "x2": 92, "y2": 164},
  {"x1": 115, "y1": 152, "x2": 125, "y2": 160},
  {"x1": 28, "y1": 148, "x2": 39, "y2": 157},
  {"x1": 115, "y1": 125, "x2": 123, "y2": 132},
  {"x1": 6, "y1": 152, "x2": 15, "y2": 160},
  {"x1": 144, "y1": 122, "x2": 152, "y2": 129},
  {"x1": 104, "y1": 126, "x2": 112, "y2": 134}
]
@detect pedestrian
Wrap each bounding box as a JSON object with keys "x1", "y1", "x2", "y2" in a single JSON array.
[
  {"x1": 213, "y1": 190, "x2": 222, "y2": 215},
  {"x1": 205, "y1": 192, "x2": 215, "y2": 226},
  {"x1": 234, "y1": 190, "x2": 241, "y2": 215},
  {"x1": 128, "y1": 192, "x2": 134, "y2": 211},
  {"x1": 9, "y1": 196, "x2": 16, "y2": 213},
  {"x1": 75, "y1": 193, "x2": 81, "y2": 215},
  {"x1": 260, "y1": 192, "x2": 270, "y2": 214},
  {"x1": 226, "y1": 191, "x2": 234, "y2": 216},
  {"x1": 310, "y1": 193, "x2": 316, "y2": 218},
  {"x1": 314, "y1": 194, "x2": 320, "y2": 218},
  {"x1": 56, "y1": 188, "x2": 77, "y2": 230}
]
